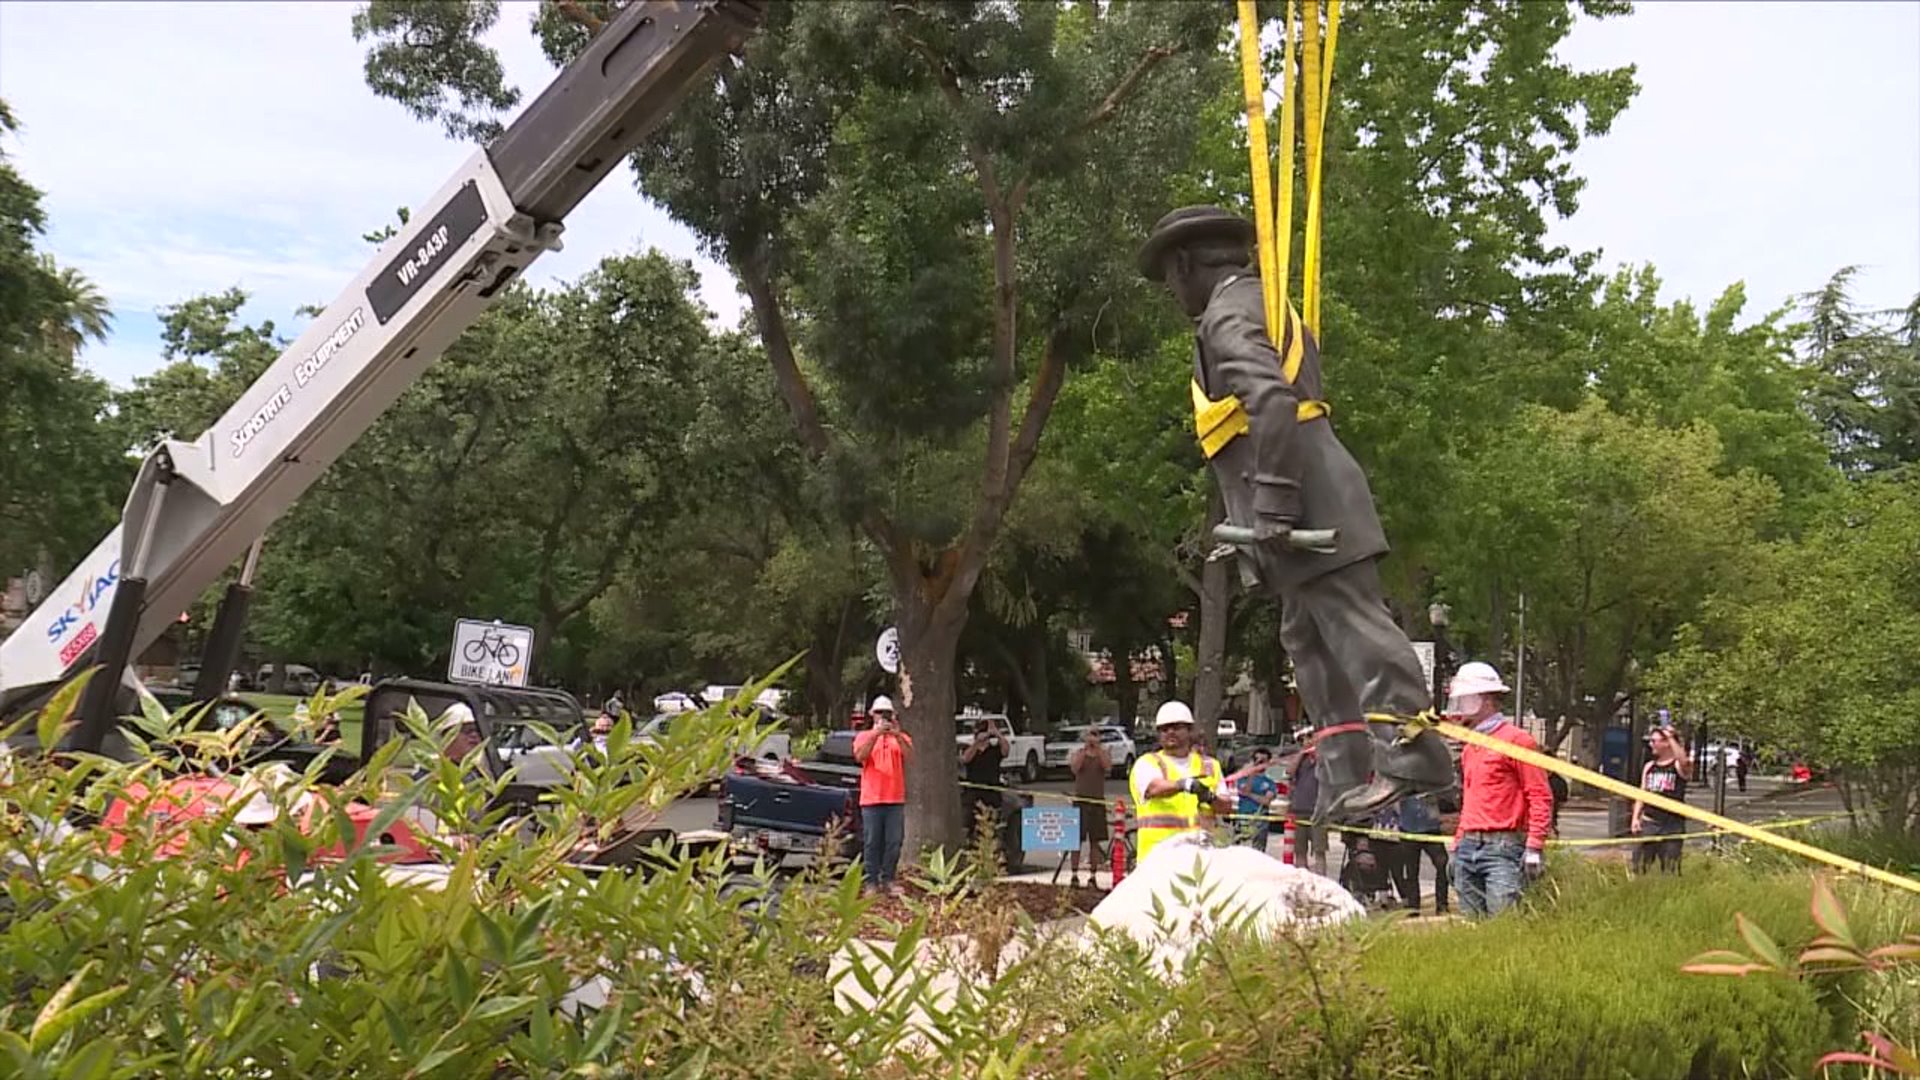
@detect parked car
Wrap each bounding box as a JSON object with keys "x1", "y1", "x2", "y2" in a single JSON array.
[
  {"x1": 1043, "y1": 724, "x2": 1136, "y2": 779},
  {"x1": 253, "y1": 664, "x2": 322, "y2": 696}
]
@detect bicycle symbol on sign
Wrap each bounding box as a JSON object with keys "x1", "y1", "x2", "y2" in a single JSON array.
[{"x1": 462, "y1": 627, "x2": 522, "y2": 668}]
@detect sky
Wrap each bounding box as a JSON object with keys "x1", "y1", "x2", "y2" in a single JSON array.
[{"x1": 0, "y1": 1, "x2": 1915, "y2": 390}]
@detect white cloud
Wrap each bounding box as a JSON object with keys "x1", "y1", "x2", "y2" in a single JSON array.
[
  {"x1": 1553, "y1": 1, "x2": 1919, "y2": 317},
  {"x1": 0, "y1": 0, "x2": 742, "y2": 387},
  {"x1": 1, "y1": 1, "x2": 1912, "y2": 393}
]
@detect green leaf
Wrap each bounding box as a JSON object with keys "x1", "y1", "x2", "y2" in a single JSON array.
[
  {"x1": 528, "y1": 1003, "x2": 554, "y2": 1060},
  {"x1": 351, "y1": 777, "x2": 429, "y2": 859},
  {"x1": 37, "y1": 670, "x2": 95, "y2": 751},
  {"x1": 31, "y1": 960, "x2": 97, "y2": 1051},
  {"x1": 379, "y1": 999, "x2": 411, "y2": 1049},
  {"x1": 581, "y1": 1000, "x2": 622, "y2": 1061},
  {"x1": 1797, "y1": 946, "x2": 1866, "y2": 968},
  {"x1": 470, "y1": 995, "x2": 536, "y2": 1022},
  {"x1": 30, "y1": 985, "x2": 125, "y2": 1055},
  {"x1": 134, "y1": 686, "x2": 167, "y2": 729},
  {"x1": 1808, "y1": 875, "x2": 1855, "y2": 948},
  {"x1": 444, "y1": 952, "x2": 475, "y2": 1011},
  {"x1": 474, "y1": 910, "x2": 511, "y2": 963},
  {"x1": 56, "y1": 1036, "x2": 120, "y2": 1080},
  {"x1": 662, "y1": 1045, "x2": 710, "y2": 1080},
  {"x1": 513, "y1": 896, "x2": 555, "y2": 956},
  {"x1": 409, "y1": 1045, "x2": 465, "y2": 1077},
  {"x1": 1734, "y1": 914, "x2": 1788, "y2": 972}
]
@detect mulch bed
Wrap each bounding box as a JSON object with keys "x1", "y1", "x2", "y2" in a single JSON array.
[{"x1": 857, "y1": 879, "x2": 1107, "y2": 938}]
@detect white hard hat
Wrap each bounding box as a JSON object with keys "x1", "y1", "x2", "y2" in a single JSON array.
[
  {"x1": 1448, "y1": 661, "x2": 1510, "y2": 698},
  {"x1": 870, "y1": 695, "x2": 895, "y2": 714},
  {"x1": 1154, "y1": 700, "x2": 1196, "y2": 728}
]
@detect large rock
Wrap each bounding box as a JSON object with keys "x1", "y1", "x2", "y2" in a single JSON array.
[{"x1": 1087, "y1": 837, "x2": 1365, "y2": 973}]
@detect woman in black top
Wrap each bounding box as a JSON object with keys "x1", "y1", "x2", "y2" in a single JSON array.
[{"x1": 1630, "y1": 727, "x2": 1694, "y2": 874}]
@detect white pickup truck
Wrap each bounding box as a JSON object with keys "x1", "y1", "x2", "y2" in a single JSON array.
[{"x1": 954, "y1": 711, "x2": 1048, "y2": 784}]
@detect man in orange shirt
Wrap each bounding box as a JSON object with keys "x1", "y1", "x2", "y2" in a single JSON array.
[
  {"x1": 853, "y1": 695, "x2": 913, "y2": 895},
  {"x1": 1446, "y1": 662, "x2": 1554, "y2": 917}
]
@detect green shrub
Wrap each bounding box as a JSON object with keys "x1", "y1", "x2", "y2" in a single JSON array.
[
  {"x1": 0, "y1": 674, "x2": 1412, "y2": 1079},
  {"x1": 1358, "y1": 857, "x2": 1870, "y2": 1079}
]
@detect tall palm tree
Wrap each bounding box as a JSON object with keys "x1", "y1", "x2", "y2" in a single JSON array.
[{"x1": 37, "y1": 253, "x2": 112, "y2": 359}]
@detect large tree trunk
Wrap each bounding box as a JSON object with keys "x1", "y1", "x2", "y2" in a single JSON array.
[
  {"x1": 893, "y1": 585, "x2": 969, "y2": 857},
  {"x1": 1113, "y1": 645, "x2": 1139, "y2": 729},
  {"x1": 1193, "y1": 489, "x2": 1230, "y2": 746},
  {"x1": 1026, "y1": 630, "x2": 1050, "y2": 730}
]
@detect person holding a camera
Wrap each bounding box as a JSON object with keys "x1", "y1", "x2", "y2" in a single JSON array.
[
  {"x1": 854, "y1": 695, "x2": 914, "y2": 895},
  {"x1": 961, "y1": 714, "x2": 1011, "y2": 840},
  {"x1": 1068, "y1": 725, "x2": 1114, "y2": 887}
]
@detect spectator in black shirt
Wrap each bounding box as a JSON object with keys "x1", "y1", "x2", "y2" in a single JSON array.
[{"x1": 962, "y1": 716, "x2": 1010, "y2": 840}]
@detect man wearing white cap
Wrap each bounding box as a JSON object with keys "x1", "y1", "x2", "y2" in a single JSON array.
[{"x1": 1444, "y1": 662, "x2": 1554, "y2": 917}]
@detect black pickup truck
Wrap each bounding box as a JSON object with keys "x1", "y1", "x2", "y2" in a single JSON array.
[{"x1": 718, "y1": 732, "x2": 1038, "y2": 870}]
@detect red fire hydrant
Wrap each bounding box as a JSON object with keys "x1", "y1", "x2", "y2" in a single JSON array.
[{"x1": 1110, "y1": 798, "x2": 1129, "y2": 886}]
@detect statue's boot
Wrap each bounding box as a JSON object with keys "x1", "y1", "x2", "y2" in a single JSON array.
[{"x1": 1314, "y1": 720, "x2": 1457, "y2": 825}]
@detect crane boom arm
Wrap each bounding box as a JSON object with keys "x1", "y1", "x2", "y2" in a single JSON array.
[{"x1": 0, "y1": 0, "x2": 763, "y2": 723}]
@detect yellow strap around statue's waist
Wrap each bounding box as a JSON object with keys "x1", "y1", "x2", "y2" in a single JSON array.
[
  {"x1": 1190, "y1": 382, "x2": 1329, "y2": 458},
  {"x1": 1191, "y1": 304, "x2": 1328, "y2": 459}
]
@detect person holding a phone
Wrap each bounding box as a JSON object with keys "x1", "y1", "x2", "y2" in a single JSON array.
[
  {"x1": 854, "y1": 695, "x2": 914, "y2": 895},
  {"x1": 1630, "y1": 726, "x2": 1693, "y2": 874},
  {"x1": 961, "y1": 715, "x2": 1010, "y2": 839},
  {"x1": 1068, "y1": 726, "x2": 1113, "y2": 887}
]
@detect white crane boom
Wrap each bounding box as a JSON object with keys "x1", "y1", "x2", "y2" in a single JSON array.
[{"x1": 0, "y1": 0, "x2": 764, "y2": 747}]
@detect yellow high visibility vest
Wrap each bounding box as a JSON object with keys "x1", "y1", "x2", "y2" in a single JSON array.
[
  {"x1": 1191, "y1": 300, "x2": 1329, "y2": 460},
  {"x1": 1128, "y1": 750, "x2": 1225, "y2": 864}
]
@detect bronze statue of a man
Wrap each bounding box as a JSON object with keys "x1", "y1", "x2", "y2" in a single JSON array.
[{"x1": 1139, "y1": 205, "x2": 1453, "y2": 823}]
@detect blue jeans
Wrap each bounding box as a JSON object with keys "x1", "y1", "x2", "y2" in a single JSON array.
[
  {"x1": 1451, "y1": 833, "x2": 1525, "y2": 917},
  {"x1": 861, "y1": 803, "x2": 905, "y2": 887}
]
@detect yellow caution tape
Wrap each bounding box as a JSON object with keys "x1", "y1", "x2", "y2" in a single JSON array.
[
  {"x1": 1367, "y1": 714, "x2": 1920, "y2": 897},
  {"x1": 1313, "y1": 810, "x2": 1855, "y2": 848},
  {"x1": 959, "y1": 775, "x2": 1868, "y2": 860}
]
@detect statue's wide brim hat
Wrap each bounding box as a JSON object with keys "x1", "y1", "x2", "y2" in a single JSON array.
[{"x1": 1138, "y1": 206, "x2": 1257, "y2": 281}]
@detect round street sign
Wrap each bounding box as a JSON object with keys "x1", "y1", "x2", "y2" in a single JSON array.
[
  {"x1": 876, "y1": 626, "x2": 901, "y2": 674},
  {"x1": 24, "y1": 570, "x2": 44, "y2": 605}
]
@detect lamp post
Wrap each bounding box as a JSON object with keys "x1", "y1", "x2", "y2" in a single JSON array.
[{"x1": 1427, "y1": 602, "x2": 1452, "y2": 712}]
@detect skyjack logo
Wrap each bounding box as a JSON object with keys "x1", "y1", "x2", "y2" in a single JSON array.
[
  {"x1": 229, "y1": 384, "x2": 294, "y2": 458},
  {"x1": 44, "y1": 559, "x2": 119, "y2": 645}
]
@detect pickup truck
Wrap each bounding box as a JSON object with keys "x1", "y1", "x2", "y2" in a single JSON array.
[
  {"x1": 718, "y1": 755, "x2": 862, "y2": 863},
  {"x1": 720, "y1": 730, "x2": 1039, "y2": 870},
  {"x1": 955, "y1": 711, "x2": 1048, "y2": 784}
]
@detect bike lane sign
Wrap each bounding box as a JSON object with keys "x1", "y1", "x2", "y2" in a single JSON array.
[{"x1": 449, "y1": 619, "x2": 534, "y2": 687}]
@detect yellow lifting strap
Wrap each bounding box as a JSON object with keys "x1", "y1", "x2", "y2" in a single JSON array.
[
  {"x1": 1190, "y1": 302, "x2": 1330, "y2": 460},
  {"x1": 1199, "y1": 0, "x2": 1337, "y2": 460}
]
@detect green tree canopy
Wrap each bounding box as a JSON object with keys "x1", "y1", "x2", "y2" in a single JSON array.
[{"x1": 1652, "y1": 475, "x2": 1920, "y2": 830}]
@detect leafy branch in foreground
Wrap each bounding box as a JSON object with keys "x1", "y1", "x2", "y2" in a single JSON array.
[{"x1": 1683, "y1": 875, "x2": 1920, "y2": 1076}]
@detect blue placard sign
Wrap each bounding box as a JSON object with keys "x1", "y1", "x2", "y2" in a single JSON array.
[{"x1": 1021, "y1": 805, "x2": 1081, "y2": 854}]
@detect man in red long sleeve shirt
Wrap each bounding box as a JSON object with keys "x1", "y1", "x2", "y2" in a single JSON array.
[{"x1": 1446, "y1": 662, "x2": 1554, "y2": 917}]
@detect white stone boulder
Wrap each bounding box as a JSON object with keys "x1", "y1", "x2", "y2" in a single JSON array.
[{"x1": 1086, "y1": 836, "x2": 1365, "y2": 974}]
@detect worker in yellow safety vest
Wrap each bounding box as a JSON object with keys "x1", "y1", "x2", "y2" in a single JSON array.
[{"x1": 1128, "y1": 701, "x2": 1235, "y2": 864}]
